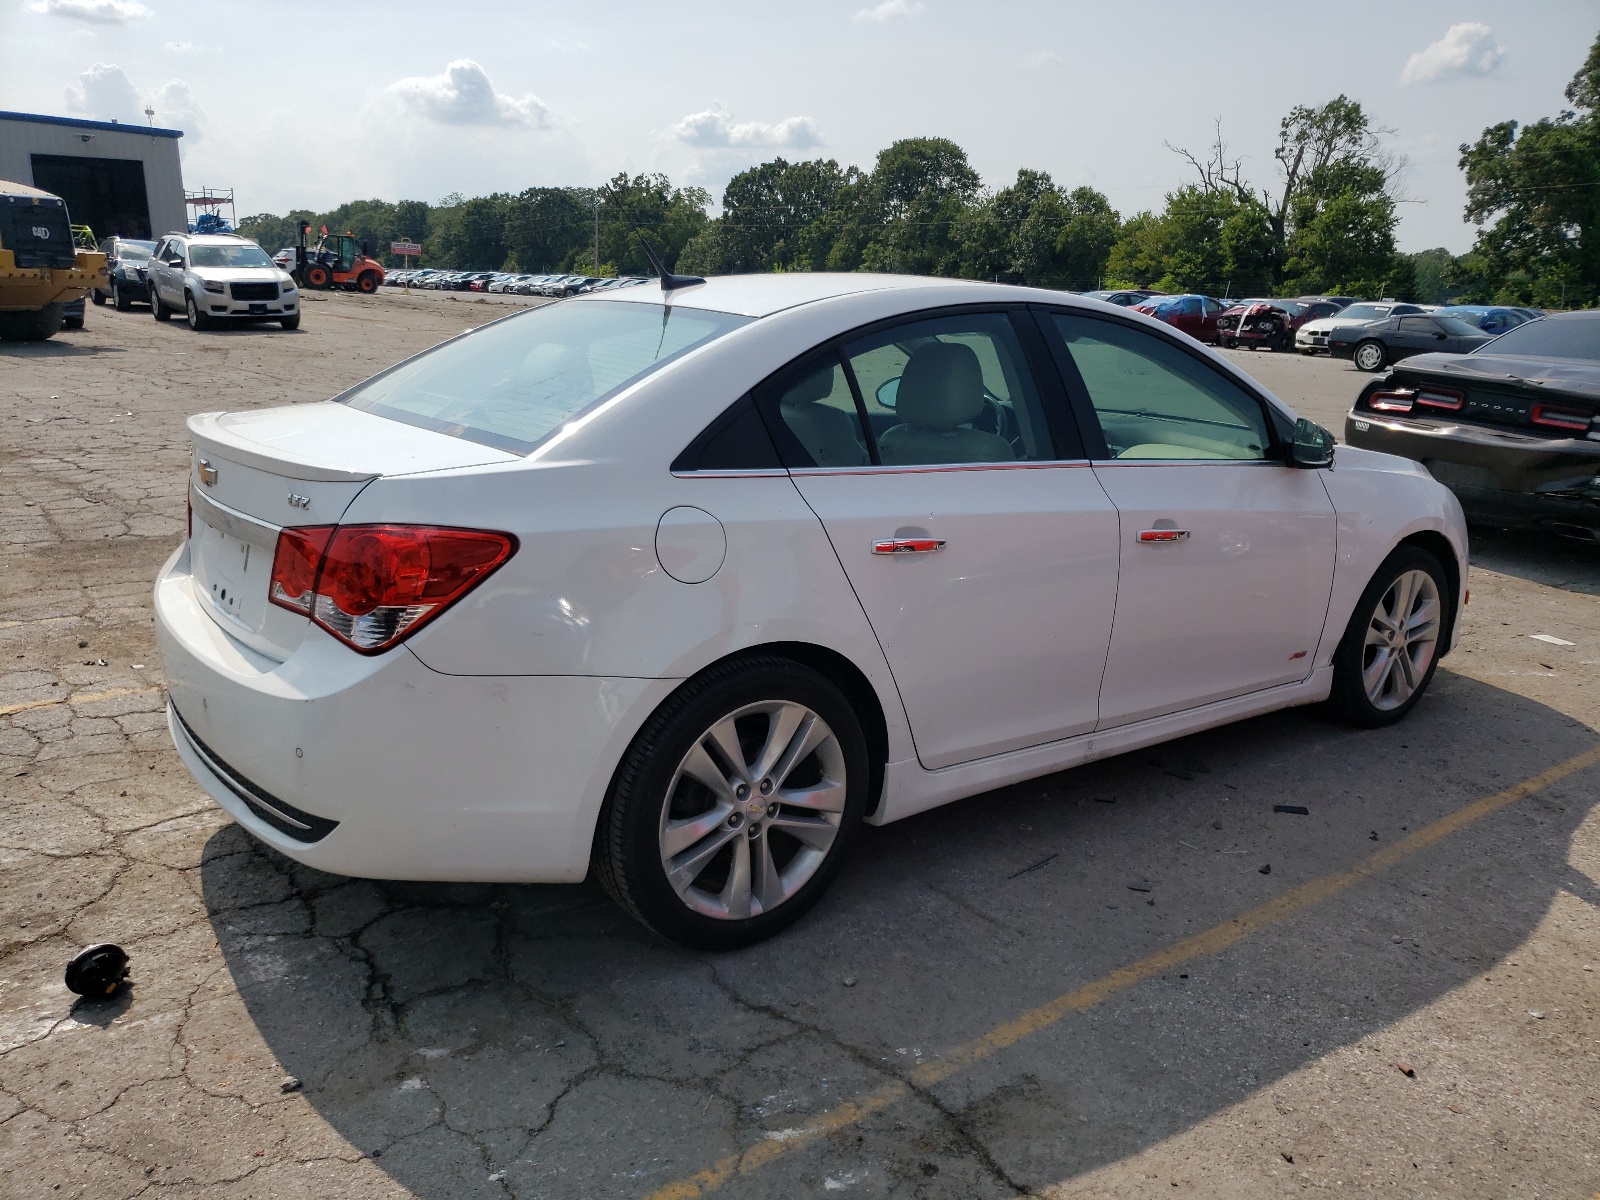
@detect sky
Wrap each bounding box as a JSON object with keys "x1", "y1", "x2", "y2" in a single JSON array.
[{"x1": 2, "y1": 0, "x2": 1595, "y2": 254}]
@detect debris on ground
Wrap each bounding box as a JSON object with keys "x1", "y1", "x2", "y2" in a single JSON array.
[
  {"x1": 1396, "y1": 1062, "x2": 1416, "y2": 1077},
  {"x1": 1280, "y1": 1151, "x2": 1294, "y2": 1163},
  {"x1": 1259, "y1": 864, "x2": 1272, "y2": 875},
  {"x1": 1529, "y1": 634, "x2": 1575, "y2": 646},
  {"x1": 842, "y1": 977, "x2": 857, "y2": 988},
  {"x1": 1529, "y1": 1010, "x2": 1545, "y2": 1019},
  {"x1": 64, "y1": 943, "x2": 129, "y2": 997},
  {"x1": 280, "y1": 1076, "x2": 302, "y2": 1093},
  {"x1": 1212, "y1": 821, "x2": 1223, "y2": 830},
  {"x1": 1127, "y1": 881, "x2": 1152, "y2": 892},
  {"x1": 1273, "y1": 804, "x2": 1309, "y2": 815},
  {"x1": 1009, "y1": 853, "x2": 1057, "y2": 879}
]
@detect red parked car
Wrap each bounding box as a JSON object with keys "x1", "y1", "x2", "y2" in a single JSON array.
[
  {"x1": 1217, "y1": 298, "x2": 1344, "y2": 351},
  {"x1": 1131, "y1": 294, "x2": 1227, "y2": 344}
]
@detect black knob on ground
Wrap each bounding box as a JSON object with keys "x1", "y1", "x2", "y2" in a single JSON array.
[{"x1": 65, "y1": 944, "x2": 129, "y2": 997}]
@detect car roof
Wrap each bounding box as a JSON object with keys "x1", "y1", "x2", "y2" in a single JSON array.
[{"x1": 574, "y1": 272, "x2": 1031, "y2": 318}]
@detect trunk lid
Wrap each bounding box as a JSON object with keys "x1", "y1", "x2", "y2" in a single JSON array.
[{"x1": 185, "y1": 402, "x2": 520, "y2": 659}]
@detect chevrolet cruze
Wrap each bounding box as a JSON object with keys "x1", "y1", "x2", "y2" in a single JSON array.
[{"x1": 156, "y1": 273, "x2": 1468, "y2": 948}]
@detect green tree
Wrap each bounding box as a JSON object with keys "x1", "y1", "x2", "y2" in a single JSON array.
[
  {"x1": 1457, "y1": 31, "x2": 1600, "y2": 307},
  {"x1": 426, "y1": 194, "x2": 511, "y2": 269},
  {"x1": 716, "y1": 158, "x2": 849, "y2": 272},
  {"x1": 504, "y1": 188, "x2": 591, "y2": 273},
  {"x1": 576, "y1": 172, "x2": 710, "y2": 275},
  {"x1": 857, "y1": 137, "x2": 980, "y2": 276}
]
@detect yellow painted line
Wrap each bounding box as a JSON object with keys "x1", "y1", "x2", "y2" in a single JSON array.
[
  {"x1": 0, "y1": 685, "x2": 161, "y2": 719},
  {"x1": 645, "y1": 742, "x2": 1600, "y2": 1200}
]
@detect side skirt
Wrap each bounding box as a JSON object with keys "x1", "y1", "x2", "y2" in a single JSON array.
[{"x1": 870, "y1": 667, "x2": 1334, "y2": 825}]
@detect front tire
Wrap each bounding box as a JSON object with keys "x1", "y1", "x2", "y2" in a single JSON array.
[
  {"x1": 279, "y1": 314, "x2": 300, "y2": 330},
  {"x1": 185, "y1": 293, "x2": 210, "y2": 331},
  {"x1": 114, "y1": 282, "x2": 132, "y2": 312},
  {"x1": 1327, "y1": 546, "x2": 1449, "y2": 727},
  {"x1": 91, "y1": 289, "x2": 106, "y2": 306},
  {"x1": 593, "y1": 656, "x2": 869, "y2": 949},
  {"x1": 356, "y1": 271, "x2": 379, "y2": 294},
  {"x1": 1353, "y1": 339, "x2": 1386, "y2": 372}
]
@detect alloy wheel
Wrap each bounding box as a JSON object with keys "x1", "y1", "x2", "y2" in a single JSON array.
[
  {"x1": 658, "y1": 700, "x2": 847, "y2": 920},
  {"x1": 1361, "y1": 569, "x2": 1441, "y2": 710},
  {"x1": 1354, "y1": 342, "x2": 1384, "y2": 371}
]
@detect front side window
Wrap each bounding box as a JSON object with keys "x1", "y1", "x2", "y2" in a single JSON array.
[
  {"x1": 843, "y1": 312, "x2": 1054, "y2": 465},
  {"x1": 1052, "y1": 313, "x2": 1272, "y2": 461},
  {"x1": 1398, "y1": 317, "x2": 1438, "y2": 334},
  {"x1": 343, "y1": 299, "x2": 752, "y2": 455}
]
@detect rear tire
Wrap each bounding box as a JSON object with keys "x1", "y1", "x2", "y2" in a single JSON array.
[
  {"x1": 1326, "y1": 546, "x2": 1449, "y2": 727},
  {"x1": 593, "y1": 656, "x2": 869, "y2": 950},
  {"x1": 304, "y1": 263, "x2": 331, "y2": 289},
  {"x1": 1353, "y1": 339, "x2": 1386, "y2": 372},
  {"x1": 151, "y1": 285, "x2": 172, "y2": 321}
]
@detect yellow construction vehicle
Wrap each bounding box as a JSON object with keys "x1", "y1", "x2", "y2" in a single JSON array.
[{"x1": 0, "y1": 179, "x2": 107, "y2": 341}]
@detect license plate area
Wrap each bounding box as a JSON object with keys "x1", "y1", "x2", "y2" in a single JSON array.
[
  {"x1": 192, "y1": 517, "x2": 272, "y2": 634},
  {"x1": 249, "y1": 302, "x2": 267, "y2": 314}
]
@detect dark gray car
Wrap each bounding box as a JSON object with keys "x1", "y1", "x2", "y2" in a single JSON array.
[
  {"x1": 1330, "y1": 312, "x2": 1494, "y2": 372},
  {"x1": 94, "y1": 237, "x2": 159, "y2": 310}
]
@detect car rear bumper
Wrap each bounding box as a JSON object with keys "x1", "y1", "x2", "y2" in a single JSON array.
[
  {"x1": 154, "y1": 543, "x2": 675, "y2": 882},
  {"x1": 1345, "y1": 410, "x2": 1600, "y2": 534}
]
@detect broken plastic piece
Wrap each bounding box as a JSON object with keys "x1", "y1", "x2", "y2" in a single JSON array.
[
  {"x1": 65, "y1": 943, "x2": 129, "y2": 997},
  {"x1": 1273, "y1": 804, "x2": 1309, "y2": 815},
  {"x1": 1529, "y1": 634, "x2": 1575, "y2": 646}
]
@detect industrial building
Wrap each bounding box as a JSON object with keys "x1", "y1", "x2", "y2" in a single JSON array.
[{"x1": 0, "y1": 110, "x2": 185, "y2": 240}]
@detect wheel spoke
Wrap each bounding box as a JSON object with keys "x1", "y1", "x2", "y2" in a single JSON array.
[
  {"x1": 749, "y1": 832, "x2": 785, "y2": 912},
  {"x1": 720, "y1": 835, "x2": 753, "y2": 919},
  {"x1": 678, "y1": 743, "x2": 737, "y2": 805},
  {"x1": 750, "y1": 703, "x2": 807, "y2": 784},
  {"x1": 1405, "y1": 597, "x2": 1439, "y2": 642},
  {"x1": 767, "y1": 811, "x2": 838, "y2": 851},
  {"x1": 776, "y1": 778, "x2": 847, "y2": 813},
  {"x1": 1363, "y1": 647, "x2": 1395, "y2": 699},
  {"x1": 661, "y1": 802, "x2": 734, "y2": 859},
  {"x1": 666, "y1": 823, "x2": 741, "y2": 895},
  {"x1": 704, "y1": 718, "x2": 753, "y2": 785}
]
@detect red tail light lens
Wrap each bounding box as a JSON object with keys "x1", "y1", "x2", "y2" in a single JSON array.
[
  {"x1": 1415, "y1": 387, "x2": 1465, "y2": 411},
  {"x1": 1368, "y1": 389, "x2": 1415, "y2": 413},
  {"x1": 1531, "y1": 403, "x2": 1592, "y2": 432},
  {"x1": 269, "y1": 526, "x2": 335, "y2": 614},
  {"x1": 268, "y1": 524, "x2": 515, "y2": 653}
]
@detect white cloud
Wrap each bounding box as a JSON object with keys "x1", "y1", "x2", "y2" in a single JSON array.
[
  {"x1": 671, "y1": 105, "x2": 823, "y2": 150},
  {"x1": 1400, "y1": 23, "x2": 1505, "y2": 85},
  {"x1": 854, "y1": 0, "x2": 922, "y2": 22},
  {"x1": 65, "y1": 62, "x2": 204, "y2": 143},
  {"x1": 386, "y1": 59, "x2": 554, "y2": 128},
  {"x1": 31, "y1": 0, "x2": 150, "y2": 24},
  {"x1": 1025, "y1": 50, "x2": 1064, "y2": 68}
]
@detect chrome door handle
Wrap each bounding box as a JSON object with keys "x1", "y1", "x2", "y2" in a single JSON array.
[
  {"x1": 872, "y1": 537, "x2": 946, "y2": 555},
  {"x1": 1137, "y1": 529, "x2": 1190, "y2": 543}
]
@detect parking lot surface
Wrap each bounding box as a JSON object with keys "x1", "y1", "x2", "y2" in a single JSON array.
[{"x1": 3, "y1": 293, "x2": 1599, "y2": 1199}]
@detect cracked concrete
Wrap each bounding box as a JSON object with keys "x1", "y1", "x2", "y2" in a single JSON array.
[{"x1": 4, "y1": 296, "x2": 1600, "y2": 1198}]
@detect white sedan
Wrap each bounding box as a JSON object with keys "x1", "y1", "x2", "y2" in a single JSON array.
[{"x1": 155, "y1": 273, "x2": 1467, "y2": 948}]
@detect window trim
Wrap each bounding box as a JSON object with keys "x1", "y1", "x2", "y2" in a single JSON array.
[{"x1": 1031, "y1": 304, "x2": 1294, "y2": 464}]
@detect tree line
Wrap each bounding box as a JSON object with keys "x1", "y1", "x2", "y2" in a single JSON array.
[{"x1": 238, "y1": 30, "x2": 1599, "y2": 308}]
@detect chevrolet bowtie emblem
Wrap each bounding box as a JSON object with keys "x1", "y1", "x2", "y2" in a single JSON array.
[{"x1": 198, "y1": 459, "x2": 217, "y2": 486}]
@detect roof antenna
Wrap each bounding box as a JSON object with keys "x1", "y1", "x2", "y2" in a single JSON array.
[{"x1": 637, "y1": 235, "x2": 704, "y2": 293}]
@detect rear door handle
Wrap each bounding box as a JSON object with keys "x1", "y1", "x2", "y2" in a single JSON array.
[
  {"x1": 1137, "y1": 529, "x2": 1190, "y2": 543},
  {"x1": 872, "y1": 537, "x2": 946, "y2": 555}
]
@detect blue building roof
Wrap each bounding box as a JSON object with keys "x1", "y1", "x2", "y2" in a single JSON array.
[{"x1": 0, "y1": 110, "x2": 184, "y2": 139}]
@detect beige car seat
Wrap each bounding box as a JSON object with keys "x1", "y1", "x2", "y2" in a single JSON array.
[
  {"x1": 779, "y1": 368, "x2": 870, "y2": 467},
  {"x1": 877, "y1": 342, "x2": 1015, "y2": 465}
]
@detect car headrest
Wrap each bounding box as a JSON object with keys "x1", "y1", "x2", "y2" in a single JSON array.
[
  {"x1": 895, "y1": 342, "x2": 984, "y2": 429},
  {"x1": 783, "y1": 366, "x2": 837, "y2": 405}
]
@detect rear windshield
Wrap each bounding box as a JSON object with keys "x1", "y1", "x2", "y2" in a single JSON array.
[
  {"x1": 342, "y1": 299, "x2": 752, "y2": 455},
  {"x1": 0, "y1": 197, "x2": 76, "y2": 269},
  {"x1": 1475, "y1": 317, "x2": 1600, "y2": 362},
  {"x1": 189, "y1": 244, "x2": 274, "y2": 268}
]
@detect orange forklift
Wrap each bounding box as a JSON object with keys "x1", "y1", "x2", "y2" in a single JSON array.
[{"x1": 293, "y1": 220, "x2": 385, "y2": 292}]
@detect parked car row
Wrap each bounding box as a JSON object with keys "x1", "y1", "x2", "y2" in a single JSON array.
[{"x1": 384, "y1": 269, "x2": 652, "y2": 297}]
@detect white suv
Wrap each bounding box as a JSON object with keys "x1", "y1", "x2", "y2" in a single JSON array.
[{"x1": 146, "y1": 233, "x2": 300, "y2": 331}]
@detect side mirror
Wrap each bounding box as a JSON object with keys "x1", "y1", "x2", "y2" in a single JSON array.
[
  {"x1": 166, "y1": 257, "x2": 183, "y2": 267},
  {"x1": 1290, "y1": 417, "x2": 1335, "y2": 469},
  {"x1": 875, "y1": 377, "x2": 900, "y2": 409}
]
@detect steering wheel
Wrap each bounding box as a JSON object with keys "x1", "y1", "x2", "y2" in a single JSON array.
[{"x1": 969, "y1": 392, "x2": 1020, "y2": 447}]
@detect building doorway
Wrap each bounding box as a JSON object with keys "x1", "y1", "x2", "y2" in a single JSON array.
[{"x1": 30, "y1": 154, "x2": 153, "y2": 239}]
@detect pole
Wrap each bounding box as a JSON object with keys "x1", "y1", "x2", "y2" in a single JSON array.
[{"x1": 593, "y1": 195, "x2": 600, "y2": 277}]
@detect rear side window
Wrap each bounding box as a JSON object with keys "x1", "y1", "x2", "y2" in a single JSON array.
[
  {"x1": 1051, "y1": 313, "x2": 1272, "y2": 461},
  {"x1": 343, "y1": 300, "x2": 752, "y2": 455}
]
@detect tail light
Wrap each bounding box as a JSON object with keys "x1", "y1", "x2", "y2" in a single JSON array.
[
  {"x1": 1531, "y1": 403, "x2": 1593, "y2": 433},
  {"x1": 1367, "y1": 389, "x2": 1415, "y2": 413},
  {"x1": 269, "y1": 524, "x2": 516, "y2": 653},
  {"x1": 1415, "y1": 387, "x2": 1465, "y2": 411}
]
